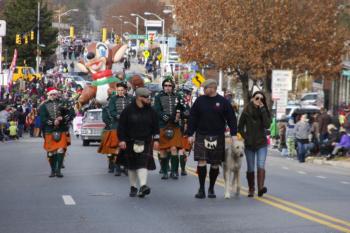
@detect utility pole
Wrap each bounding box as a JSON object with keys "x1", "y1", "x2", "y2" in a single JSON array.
[{"x1": 36, "y1": 1, "x2": 40, "y2": 73}]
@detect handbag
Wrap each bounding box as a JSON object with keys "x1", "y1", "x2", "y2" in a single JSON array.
[
  {"x1": 204, "y1": 136, "x2": 218, "y2": 150},
  {"x1": 52, "y1": 131, "x2": 61, "y2": 142},
  {"x1": 133, "y1": 140, "x2": 145, "y2": 153}
]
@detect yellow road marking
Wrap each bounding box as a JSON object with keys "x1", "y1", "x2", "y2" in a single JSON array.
[{"x1": 185, "y1": 166, "x2": 350, "y2": 233}]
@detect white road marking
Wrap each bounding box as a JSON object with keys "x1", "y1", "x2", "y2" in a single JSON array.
[
  {"x1": 282, "y1": 166, "x2": 289, "y2": 170},
  {"x1": 316, "y1": 176, "x2": 327, "y2": 179},
  {"x1": 62, "y1": 195, "x2": 76, "y2": 205},
  {"x1": 297, "y1": 171, "x2": 307, "y2": 175},
  {"x1": 341, "y1": 181, "x2": 350, "y2": 185}
]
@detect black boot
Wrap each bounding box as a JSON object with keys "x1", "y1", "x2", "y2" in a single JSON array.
[
  {"x1": 195, "y1": 166, "x2": 207, "y2": 199},
  {"x1": 257, "y1": 168, "x2": 267, "y2": 197},
  {"x1": 160, "y1": 157, "x2": 169, "y2": 180},
  {"x1": 208, "y1": 167, "x2": 219, "y2": 198},
  {"x1": 55, "y1": 153, "x2": 64, "y2": 178},
  {"x1": 138, "y1": 185, "x2": 151, "y2": 198},
  {"x1": 48, "y1": 155, "x2": 56, "y2": 177},
  {"x1": 246, "y1": 172, "x2": 255, "y2": 197},
  {"x1": 115, "y1": 164, "x2": 122, "y2": 176},
  {"x1": 170, "y1": 156, "x2": 179, "y2": 179},
  {"x1": 129, "y1": 186, "x2": 138, "y2": 197},
  {"x1": 108, "y1": 156, "x2": 115, "y2": 173},
  {"x1": 180, "y1": 155, "x2": 187, "y2": 176}
]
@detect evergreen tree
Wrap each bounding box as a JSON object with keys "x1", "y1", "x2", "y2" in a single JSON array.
[{"x1": 3, "y1": 0, "x2": 58, "y2": 69}]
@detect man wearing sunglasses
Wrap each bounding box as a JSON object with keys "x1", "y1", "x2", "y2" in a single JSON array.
[
  {"x1": 118, "y1": 87, "x2": 159, "y2": 198},
  {"x1": 107, "y1": 82, "x2": 132, "y2": 176},
  {"x1": 39, "y1": 87, "x2": 76, "y2": 178},
  {"x1": 154, "y1": 78, "x2": 185, "y2": 180}
]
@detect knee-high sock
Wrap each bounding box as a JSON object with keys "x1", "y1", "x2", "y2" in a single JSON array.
[
  {"x1": 197, "y1": 165, "x2": 207, "y2": 190},
  {"x1": 180, "y1": 155, "x2": 186, "y2": 170},
  {"x1": 209, "y1": 167, "x2": 219, "y2": 190},
  {"x1": 137, "y1": 168, "x2": 148, "y2": 187},
  {"x1": 171, "y1": 155, "x2": 179, "y2": 172},
  {"x1": 128, "y1": 170, "x2": 137, "y2": 187}
]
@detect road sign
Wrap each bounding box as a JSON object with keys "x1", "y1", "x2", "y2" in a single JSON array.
[
  {"x1": 127, "y1": 34, "x2": 147, "y2": 40},
  {"x1": 272, "y1": 70, "x2": 293, "y2": 119},
  {"x1": 143, "y1": 50, "x2": 150, "y2": 59},
  {"x1": 192, "y1": 72, "x2": 206, "y2": 88},
  {"x1": 145, "y1": 20, "x2": 162, "y2": 27},
  {"x1": 0, "y1": 20, "x2": 6, "y2": 37}
]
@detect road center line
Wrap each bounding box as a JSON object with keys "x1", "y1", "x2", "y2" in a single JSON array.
[
  {"x1": 297, "y1": 171, "x2": 307, "y2": 175},
  {"x1": 316, "y1": 176, "x2": 327, "y2": 179},
  {"x1": 62, "y1": 195, "x2": 76, "y2": 205},
  {"x1": 185, "y1": 166, "x2": 350, "y2": 233}
]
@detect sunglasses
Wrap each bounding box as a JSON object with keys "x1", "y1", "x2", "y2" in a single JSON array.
[
  {"x1": 163, "y1": 84, "x2": 173, "y2": 87},
  {"x1": 255, "y1": 96, "x2": 263, "y2": 101}
]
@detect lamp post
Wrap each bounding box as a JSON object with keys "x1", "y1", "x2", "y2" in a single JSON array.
[
  {"x1": 144, "y1": 12, "x2": 166, "y2": 82},
  {"x1": 112, "y1": 15, "x2": 125, "y2": 40},
  {"x1": 131, "y1": 13, "x2": 148, "y2": 50},
  {"x1": 124, "y1": 21, "x2": 137, "y2": 32},
  {"x1": 57, "y1": 8, "x2": 79, "y2": 61}
]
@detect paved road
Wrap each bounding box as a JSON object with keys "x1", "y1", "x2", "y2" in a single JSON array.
[{"x1": 0, "y1": 135, "x2": 349, "y2": 233}]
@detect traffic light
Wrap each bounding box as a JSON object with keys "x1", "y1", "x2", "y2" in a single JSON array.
[
  {"x1": 15, "y1": 34, "x2": 21, "y2": 45},
  {"x1": 30, "y1": 31, "x2": 34, "y2": 41},
  {"x1": 115, "y1": 35, "x2": 120, "y2": 44},
  {"x1": 102, "y1": 28, "x2": 107, "y2": 42},
  {"x1": 24, "y1": 35, "x2": 28, "y2": 44},
  {"x1": 70, "y1": 26, "x2": 74, "y2": 39}
]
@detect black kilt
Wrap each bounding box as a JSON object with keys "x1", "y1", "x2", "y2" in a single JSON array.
[
  {"x1": 124, "y1": 140, "x2": 156, "y2": 170},
  {"x1": 194, "y1": 134, "x2": 225, "y2": 164}
]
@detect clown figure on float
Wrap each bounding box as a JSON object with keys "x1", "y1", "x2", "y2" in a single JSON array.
[{"x1": 76, "y1": 42, "x2": 128, "y2": 106}]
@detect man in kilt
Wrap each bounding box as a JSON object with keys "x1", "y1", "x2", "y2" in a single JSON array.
[
  {"x1": 98, "y1": 100, "x2": 118, "y2": 174},
  {"x1": 187, "y1": 79, "x2": 237, "y2": 198},
  {"x1": 108, "y1": 82, "x2": 132, "y2": 176},
  {"x1": 154, "y1": 78, "x2": 185, "y2": 180},
  {"x1": 40, "y1": 87, "x2": 76, "y2": 178},
  {"x1": 118, "y1": 88, "x2": 159, "y2": 197},
  {"x1": 177, "y1": 85, "x2": 193, "y2": 176}
]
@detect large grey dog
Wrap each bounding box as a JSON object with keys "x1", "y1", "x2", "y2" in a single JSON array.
[{"x1": 223, "y1": 139, "x2": 245, "y2": 199}]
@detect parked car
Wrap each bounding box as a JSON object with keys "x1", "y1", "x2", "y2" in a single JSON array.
[{"x1": 81, "y1": 109, "x2": 105, "y2": 146}]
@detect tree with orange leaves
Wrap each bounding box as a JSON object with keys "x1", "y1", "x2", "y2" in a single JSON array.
[{"x1": 173, "y1": 0, "x2": 346, "y2": 107}]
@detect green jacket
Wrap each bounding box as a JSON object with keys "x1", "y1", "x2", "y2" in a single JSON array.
[
  {"x1": 269, "y1": 118, "x2": 279, "y2": 138},
  {"x1": 102, "y1": 105, "x2": 115, "y2": 130},
  {"x1": 154, "y1": 90, "x2": 185, "y2": 128},
  {"x1": 238, "y1": 102, "x2": 271, "y2": 150},
  {"x1": 39, "y1": 99, "x2": 76, "y2": 133},
  {"x1": 108, "y1": 94, "x2": 133, "y2": 129}
]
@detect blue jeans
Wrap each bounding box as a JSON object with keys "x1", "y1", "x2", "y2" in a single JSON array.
[
  {"x1": 297, "y1": 141, "x2": 314, "y2": 162},
  {"x1": 245, "y1": 146, "x2": 268, "y2": 172}
]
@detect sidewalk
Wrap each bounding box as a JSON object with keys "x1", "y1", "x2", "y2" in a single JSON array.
[
  {"x1": 306, "y1": 156, "x2": 350, "y2": 169},
  {"x1": 269, "y1": 147, "x2": 350, "y2": 169}
]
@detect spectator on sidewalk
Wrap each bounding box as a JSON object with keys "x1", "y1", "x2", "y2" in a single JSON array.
[
  {"x1": 0, "y1": 106, "x2": 11, "y2": 142},
  {"x1": 295, "y1": 114, "x2": 313, "y2": 163},
  {"x1": 318, "y1": 108, "x2": 332, "y2": 142},
  {"x1": 9, "y1": 120, "x2": 18, "y2": 140},
  {"x1": 278, "y1": 116, "x2": 287, "y2": 151},
  {"x1": 286, "y1": 118, "x2": 297, "y2": 158},
  {"x1": 320, "y1": 124, "x2": 340, "y2": 157},
  {"x1": 270, "y1": 118, "x2": 279, "y2": 149},
  {"x1": 327, "y1": 125, "x2": 350, "y2": 160},
  {"x1": 17, "y1": 107, "x2": 26, "y2": 137}
]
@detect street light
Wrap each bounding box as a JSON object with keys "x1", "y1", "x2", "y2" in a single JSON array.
[
  {"x1": 57, "y1": 8, "x2": 79, "y2": 61},
  {"x1": 131, "y1": 13, "x2": 148, "y2": 49},
  {"x1": 144, "y1": 12, "x2": 165, "y2": 38},
  {"x1": 112, "y1": 15, "x2": 125, "y2": 38}
]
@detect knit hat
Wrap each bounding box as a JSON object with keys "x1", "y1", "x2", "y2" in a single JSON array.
[
  {"x1": 202, "y1": 79, "x2": 217, "y2": 89},
  {"x1": 47, "y1": 87, "x2": 58, "y2": 95},
  {"x1": 327, "y1": 124, "x2": 337, "y2": 132},
  {"x1": 135, "y1": 87, "x2": 151, "y2": 97}
]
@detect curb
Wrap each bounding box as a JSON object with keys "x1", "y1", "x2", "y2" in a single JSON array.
[{"x1": 306, "y1": 157, "x2": 350, "y2": 169}]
